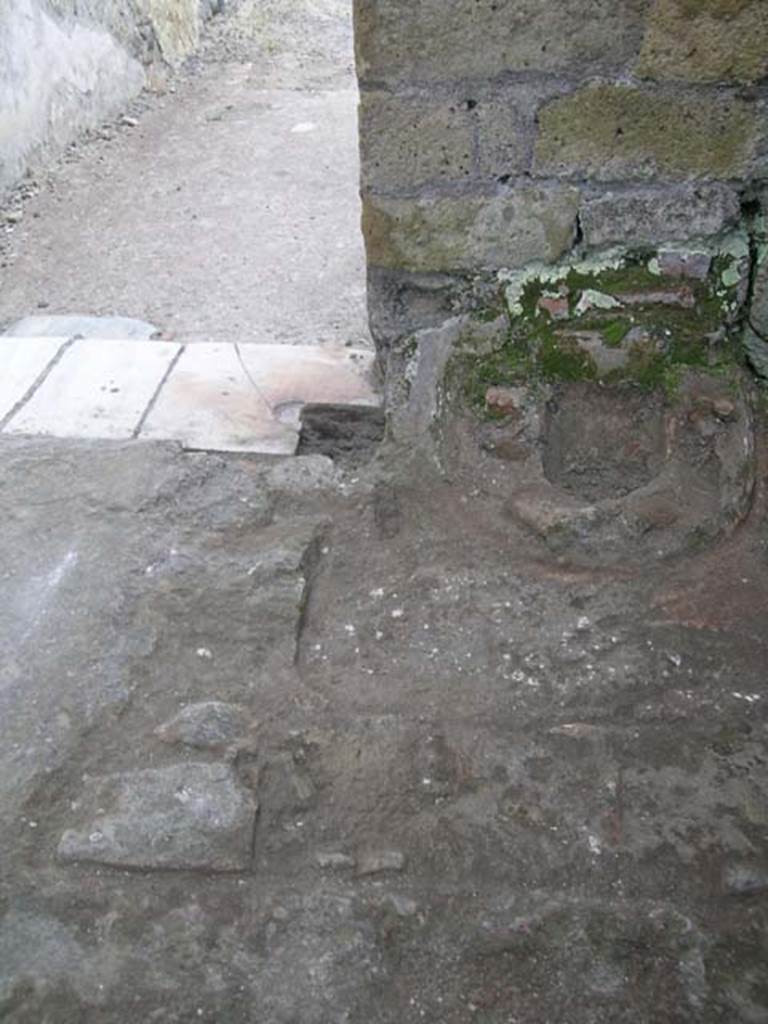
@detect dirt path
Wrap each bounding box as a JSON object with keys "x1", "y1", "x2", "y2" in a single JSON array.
[{"x1": 0, "y1": 0, "x2": 369, "y2": 347}]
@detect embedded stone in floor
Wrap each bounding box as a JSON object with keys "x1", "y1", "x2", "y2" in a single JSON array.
[
  {"x1": 5, "y1": 337, "x2": 181, "y2": 440},
  {"x1": 0, "y1": 336, "x2": 66, "y2": 422},
  {"x1": 57, "y1": 763, "x2": 257, "y2": 871},
  {"x1": 236, "y1": 344, "x2": 377, "y2": 416},
  {"x1": 240, "y1": 517, "x2": 328, "y2": 583},
  {"x1": 139, "y1": 343, "x2": 378, "y2": 454},
  {"x1": 155, "y1": 701, "x2": 257, "y2": 755},
  {"x1": 3, "y1": 314, "x2": 160, "y2": 340},
  {"x1": 138, "y1": 341, "x2": 297, "y2": 454}
]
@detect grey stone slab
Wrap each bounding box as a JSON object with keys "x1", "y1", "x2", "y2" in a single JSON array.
[
  {"x1": 364, "y1": 188, "x2": 581, "y2": 273},
  {"x1": 4, "y1": 314, "x2": 160, "y2": 340},
  {"x1": 581, "y1": 185, "x2": 741, "y2": 248},
  {"x1": 58, "y1": 763, "x2": 257, "y2": 871}
]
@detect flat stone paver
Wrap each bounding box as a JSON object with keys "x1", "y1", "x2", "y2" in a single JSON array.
[
  {"x1": 5, "y1": 337, "x2": 180, "y2": 440},
  {"x1": 0, "y1": 336, "x2": 66, "y2": 422},
  {"x1": 57, "y1": 763, "x2": 258, "y2": 872},
  {"x1": 138, "y1": 341, "x2": 297, "y2": 453},
  {"x1": 238, "y1": 344, "x2": 377, "y2": 415},
  {"x1": 1, "y1": 338, "x2": 378, "y2": 451},
  {"x1": 139, "y1": 342, "x2": 378, "y2": 452}
]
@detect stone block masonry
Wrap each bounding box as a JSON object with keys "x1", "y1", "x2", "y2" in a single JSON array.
[{"x1": 354, "y1": 0, "x2": 768, "y2": 353}]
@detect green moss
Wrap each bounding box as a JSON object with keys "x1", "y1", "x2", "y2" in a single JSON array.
[
  {"x1": 565, "y1": 259, "x2": 659, "y2": 299},
  {"x1": 538, "y1": 336, "x2": 598, "y2": 382},
  {"x1": 460, "y1": 338, "x2": 533, "y2": 412},
  {"x1": 460, "y1": 241, "x2": 751, "y2": 414},
  {"x1": 520, "y1": 278, "x2": 547, "y2": 320},
  {"x1": 470, "y1": 299, "x2": 508, "y2": 325},
  {"x1": 609, "y1": 345, "x2": 681, "y2": 394},
  {"x1": 600, "y1": 319, "x2": 633, "y2": 347}
]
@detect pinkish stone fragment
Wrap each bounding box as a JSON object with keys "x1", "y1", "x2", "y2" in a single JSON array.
[
  {"x1": 615, "y1": 287, "x2": 695, "y2": 309},
  {"x1": 538, "y1": 292, "x2": 570, "y2": 320},
  {"x1": 657, "y1": 250, "x2": 711, "y2": 280},
  {"x1": 485, "y1": 386, "x2": 522, "y2": 417}
]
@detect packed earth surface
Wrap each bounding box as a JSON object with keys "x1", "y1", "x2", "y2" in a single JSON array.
[{"x1": 1, "y1": 3, "x2": 768, "y2": 1023}]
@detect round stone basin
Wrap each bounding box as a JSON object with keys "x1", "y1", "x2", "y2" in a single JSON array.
[{"x1": 542, "y1": 383, "x2": 667, "y2": 503}]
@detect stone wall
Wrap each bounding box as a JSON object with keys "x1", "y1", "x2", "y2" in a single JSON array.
[
  {"x1": 0, "y1": 0, "x2": 222, "y2": 196},
  {"x1": 354, "y1": 0, "x2": 768, "y2": 359}
]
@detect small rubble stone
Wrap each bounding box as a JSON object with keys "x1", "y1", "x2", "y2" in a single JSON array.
[
  {"x1": 315, "y1": 851, "x2": 357, "y2": 870},
  {"x1": 559, "y1": 330, "x2": 630, "y2": 375},
  {"x1": 373, "y1": 481, "x2": 403, "y2": 539},
  {"x1": 713, "y1": 398, "x2": 736, "y2": 422},
  {"x1": 614, "y1": 287, "x2": 695, "y2": 309},
  {"x1": 57, "y1": 763, "x2": 257, "y2": 872},
  {"x1": 357, "y1": 849, "x2": 406, "y2": 876},
  {"x1": 723, "y1": 861, "x2": 768, "y2": 897},
  {"x1": 574, "y1": 289, "x2": 622, "y2": 316},
  {"x1": 657, "y1": 250, "x2": 712, "y2": 281},
  {"x1": 485, "y1": 386, "x2": 523, "y2": 417},
  {"x1": 537, "y1": 293, "x2": 570, "y2": 320},
  {"x1": 155, "y1": 701, "x2": 256, "y2": 754},
  {"x1": 384, "y1": 894, "x2": 419, "y2": 917}
]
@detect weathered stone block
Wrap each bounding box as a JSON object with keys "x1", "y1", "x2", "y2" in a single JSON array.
[
  {"x1": 354, "y1": 0, "x2": 650, "y2": 84},
  {"x1": 474, "y1": 82, "x2": 563, "y2": 181},
  {"x1": 363, "y1": 188, "x2": 580, "y2": 273},
  {"x1": 386, "y1": 315, "x2": 508, "y2": 448},
  {"x1": 359, "y1": 91, "x2": 474, "y2": 192},
  {"x1": 534, "y1": 85, "x2": 763, "y2": 182},
  {"x1": 581, "y1": 185, "x2": 741, "y2": 248},
  {"x1": 636, "y1": 0, "x2": 768, "y2": 84},
  {"x1": 366, "y1": 267, "x2": 465, "y2": 349},
  {"x1": 58, "y1": 763, "x2": 257, "y2": 871}
]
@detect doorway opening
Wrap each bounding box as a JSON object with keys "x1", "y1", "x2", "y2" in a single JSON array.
[{"x1": 0, "y1": 0, "x2": 375, "y2": 455}]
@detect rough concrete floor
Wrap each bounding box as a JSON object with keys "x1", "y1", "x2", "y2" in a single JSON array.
[{"x1": 0, "y1": 0, "x2": 369, "y2": 347}]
